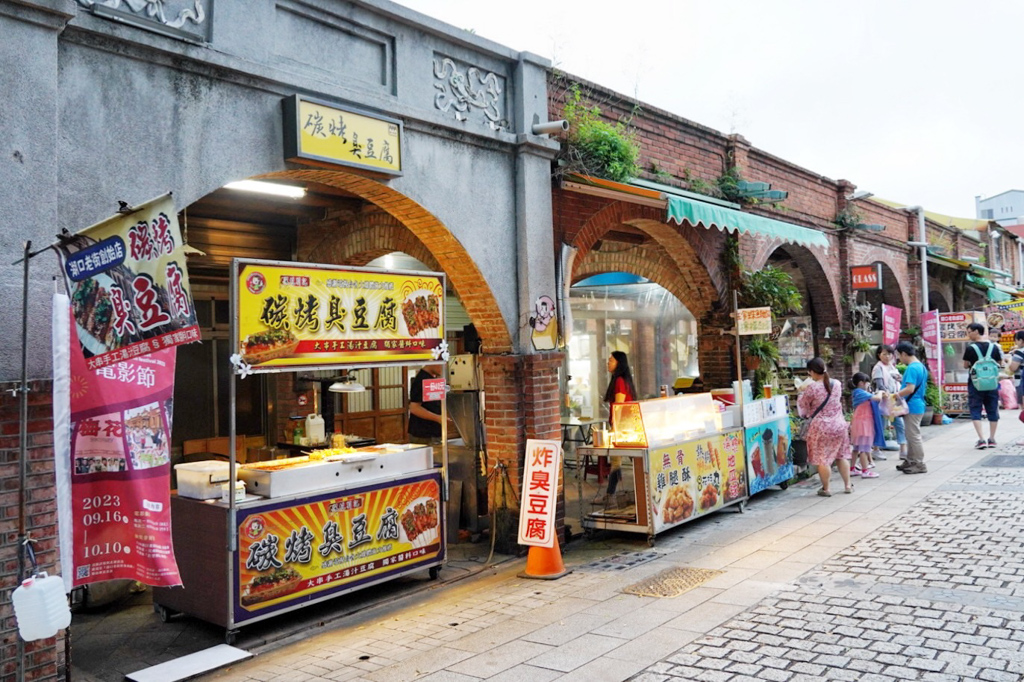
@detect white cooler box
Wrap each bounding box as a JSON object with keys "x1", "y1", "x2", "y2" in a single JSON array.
[{"x1": 175, "y1": 461, "x2": 230, "y2": 500}]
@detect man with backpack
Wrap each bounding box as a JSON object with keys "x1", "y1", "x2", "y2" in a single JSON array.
[{"x1": 964, "y1": 322, "x2": 1003, "y2": 449}]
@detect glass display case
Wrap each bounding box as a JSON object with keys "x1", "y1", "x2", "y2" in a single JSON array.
[{"x1": 611, "y1": 394, "x2": 721, "y2": 448}]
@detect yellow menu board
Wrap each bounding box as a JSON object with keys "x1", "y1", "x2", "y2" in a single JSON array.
[
  {"x1": 648, "y1": 431, "x2": 746, "y2": 533},
  {"x1": 235, "y1": 260, "x2": 444, "y2": 371},
  {"x1": 283, "y1": 95, "x2": 402, "y2": 175}
]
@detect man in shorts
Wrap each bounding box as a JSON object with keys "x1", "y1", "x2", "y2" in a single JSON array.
[{"x1": 963, "y1": 322, "x2": 1002, "y2": 449}]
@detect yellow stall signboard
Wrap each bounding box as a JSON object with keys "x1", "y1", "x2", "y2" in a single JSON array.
[
  {"x1": 648, "y1": 431, "x2": 746, "y2": 534},
  {"x1": 283, "y1": 95, "x2": 402, "y2": 175},
  {"x1": 233, "y1": 473, "x2": 443, "y2": 625},
  {"x1": 235, "y1": 260, "x2": 444, "y2": 370}
]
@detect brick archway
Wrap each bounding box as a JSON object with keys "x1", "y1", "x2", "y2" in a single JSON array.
[
  {"x1": 570, "y1": 202, "x2": 721, "y2": 320},
  {"x1": 259, "y1": 169, "x2": 512, "y2": 353},
  {"x1": 747, "y1": 239, "x2": 842, "y2": 331},
  {"x1": 876, "y1": 260, "x2": 911, "y2": 316}
]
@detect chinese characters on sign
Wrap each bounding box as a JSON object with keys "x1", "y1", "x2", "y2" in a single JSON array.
[
  {"x1": 53, "y1": 297, "x2": 181, "y2": 588},
  {"x1": 737, "y1": 307, "x2": 772, "y2": 336},
  {"x1": 422, "y1": 377, "x2": 446, "y2": 402},
  {"x1": 921, "y1": 310, "x2": 943, "y2": 392},
  {"x1": 517, "y1": 440, "x2": 561, "y2": 548},
  {"x1": 648, "y1": 432, "x2": 746, "y2": 534},
  {"x1": 234, "y1": 474, "x2": 442, "y2": 625},
  {"x1": 283, "y1": 95, "x2": 402, "y2": 175},
  {"x1": 984, "y1": 298, "x2": 1024, "y2": 351},
  {"x1": 55, "y1": 194, "x2": 200, "y2": 370},
  {"x1": 236, "y1": 261, "x2": 445, "y2": 371},
  {"x1": 850, "y1": 264, "x2": 882, "y2": 291},
  {"x1": 881, "y1": 304, "x2": 903, "y2": 346}
]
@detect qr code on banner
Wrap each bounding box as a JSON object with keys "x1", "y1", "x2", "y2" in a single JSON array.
[{"x1": 76, "y1": 565, "x2": 90, "y2": 580}]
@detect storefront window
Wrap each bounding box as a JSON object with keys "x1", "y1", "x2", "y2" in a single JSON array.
[{"x1": 568, "y1": 275, "x2": 698, "y2": 420}]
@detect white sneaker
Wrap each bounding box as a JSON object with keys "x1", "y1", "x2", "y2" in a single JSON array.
[{"x1": 874, "y1": 451, "x2": 888, "y2": 460}]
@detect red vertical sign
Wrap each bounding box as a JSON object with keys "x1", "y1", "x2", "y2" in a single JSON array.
[
  {"x1": 882, "y1": 304, "x2": 902, "y2": 346},
  {"x1": 61, "y1": 310, "x2": 181, "y2": 587}
]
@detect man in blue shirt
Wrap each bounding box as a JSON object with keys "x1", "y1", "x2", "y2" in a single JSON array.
[{"x1": 895, "y1": 342, "x2": 929, "y2": 474}]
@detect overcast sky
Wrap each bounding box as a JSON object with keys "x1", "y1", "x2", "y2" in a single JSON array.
[{"x1": 396, "y1": 0, "x2": 1023, "y2": 219}]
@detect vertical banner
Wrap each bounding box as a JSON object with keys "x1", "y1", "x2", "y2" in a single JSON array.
[
  {"x1": 518, "y1": 440, "x2": 562, "y2": 548},
  {"x1": 55, "y1": 193, "x2": 200, "y2": 370},
  {"x1": 921, "y1": 310, "x2": 943, "y2": 388},
  {"x1": 881, "y1": 305, "x2": 902, "y2": 346},
  {"x1": 53, "y1": 294, "x2": 181, "y2": 587}
]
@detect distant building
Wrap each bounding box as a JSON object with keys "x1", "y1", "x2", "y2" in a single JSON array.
[{"x1": 976, "y1": 191, "x2": 1024, "y2": 225}]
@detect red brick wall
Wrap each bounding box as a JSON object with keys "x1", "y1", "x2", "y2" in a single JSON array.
[{"x1": 1, "y1": 380, "x2": 60, "y2": 682}]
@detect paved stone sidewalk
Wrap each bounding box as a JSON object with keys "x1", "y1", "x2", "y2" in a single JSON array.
[
  {"x1": 631, "y1": 433, "x2": 1024, "y2": 682},
  {"x1": 196, "y1": 420, "x2": 1019, "y2": 682}
]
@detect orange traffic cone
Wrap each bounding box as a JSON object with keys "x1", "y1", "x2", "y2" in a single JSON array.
[{"x1": 518, "y1": 535, "x2": 572, "y2": 580}]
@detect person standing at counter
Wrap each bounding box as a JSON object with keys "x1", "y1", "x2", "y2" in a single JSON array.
[
  {"x1": 798, "y1": 357, "x2": 852, "y2": 497},
  {"x1": 595, "y1": 351, "x2": 636, "y2": 504},
  {"x1": 871, "y1": 344, "x2": 906, "y2": 462},
  {"x1": 408, "y1": 364, "x2": 443, "y2": 445}
]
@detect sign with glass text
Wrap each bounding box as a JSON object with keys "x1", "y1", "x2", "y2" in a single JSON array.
[
  {"x1": 518, "y1": 439, "x2": 562, "y2": 548},
  {"x1": 234, "y1": 473, "x2": 442, "y2": 625},
  {"x1": 284, "y1": 95, "x2": 402, "y2": 175},
  {"x1": 55, "y1": 193, "x2": 200, "y2": 370},
  {"x1": 54, "y1": 296, "x2": 181, "y2": 588},
  {"x1": 851, "y1": 264, "x2": 882, "y2": 290},
  {"x1": 235, "y1": 260, "x2": 445, "y2": 371},
  {"x1": 737, "y1": 307, "x2": 772, "y2": 336},
  {"x1": 648, "y1": 431, "x2": 746, "y2": 534}
]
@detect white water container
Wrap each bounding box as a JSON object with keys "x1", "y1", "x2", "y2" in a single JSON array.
[
  {"x1": 305, "y1": 413, "x2": 325, "y2": 445},
  {"x1": 12, "y1": 572, "x2": 71, "y2": 641}
]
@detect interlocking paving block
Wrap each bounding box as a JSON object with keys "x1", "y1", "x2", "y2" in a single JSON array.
[
  {"x1": 621, "y1": 566, "x2": 723, "y2": 598},
  {"x1": 579, "y1": 550, "x2": 661, "y2": 572},
  {"x1": 978, "y1": 455, "x2": 1024, "y2": 467}
]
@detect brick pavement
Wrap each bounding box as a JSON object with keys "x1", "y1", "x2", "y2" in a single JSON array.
[{"x1": 197, "y1": 420, "x2": 1024, "y2": 682}]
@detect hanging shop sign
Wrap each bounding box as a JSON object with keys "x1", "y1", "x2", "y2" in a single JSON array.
[
  {"x1": 283, "y1": 95, "x2": 402, "y2": 175},
  {"x1": 736, "y1": 307, "x2": 772, "y2": 336},
  {"x1": 55, "y1": 193, "x2": 200, "y2": 370},
  {"x1": 984, "y1": 298, "x2": 1024, "y2": 351},
  {"x1": 850, "y1": 263, "x2": 882, "y2": 291},
  {"x1": 234, "y1": 260, "x2": 445, "y2": 372},
  {"x1": 518, "y1": 440, "x2": 562, "y2": 548},
  {"x1": 938, "y1": 311, "x2": 984, "y2": 342},
  {"x1": 234, "y1": 472, "x2": 442, "y2": 626},
  {"x1": 881, "y1": 304, "x2": 903, "y2": 346},
  {"x1": 648, "y1": 431, "x2": 746, "y2": 535},
  {"x1": 52, "y1": 293, "x2": 181, "y2": 588}
]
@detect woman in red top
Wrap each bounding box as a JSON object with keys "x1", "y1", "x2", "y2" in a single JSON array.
[{"x1": 597, "y1": 351, "x2": 636, "y2": 502}]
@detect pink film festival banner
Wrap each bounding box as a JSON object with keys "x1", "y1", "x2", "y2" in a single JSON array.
[
  {"x1": 53, "y1": 293, "x2": 182, "y2": 589},
  {"x1": 55, "y1": 193, "x2": 200, "y2": 371},
  {"x1": 882, "y1": 304, "x2": 903, "y2": 346}
]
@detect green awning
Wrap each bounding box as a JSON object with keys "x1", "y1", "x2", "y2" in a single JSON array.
[
  {"x1": 988, "y1": 288, "x2": 1013, "y2": 302},
  {"x1": 927, "y1": 254, "x2": 970, "y2": 270},
  {"x1": 966, "y1": 273, "x2": 994, "y2": 288},
  {"x1": 666, "y1": 195, "x2": 830, "y2": 250},
  {"x1": 970, "y1": 263, "x2": 1013, "y2": 280}
]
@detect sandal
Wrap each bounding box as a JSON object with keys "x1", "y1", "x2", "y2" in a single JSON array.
[
  {"x1": 844, "y1": 486, "x2": 854, "y2": 494},
  {"x1": 817, "y1": 489, "x2": 832, "y2": 497}
]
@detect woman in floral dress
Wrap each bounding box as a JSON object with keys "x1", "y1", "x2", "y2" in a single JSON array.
[{"x1": 798, "y1": 357, "x2": 853, "y2": 496}]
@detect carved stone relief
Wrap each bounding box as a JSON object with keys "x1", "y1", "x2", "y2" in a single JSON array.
[
  {"x1": 432, "y1": 56, "x2": 508, "y2": 131},
  {"x1": 76, "y1": 0, "x2": 208, "y2": 34}
]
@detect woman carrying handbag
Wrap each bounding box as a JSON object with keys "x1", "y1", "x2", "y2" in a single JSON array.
[{"x1": 798, "y1": 357, "x2": 853, "y2": 497}]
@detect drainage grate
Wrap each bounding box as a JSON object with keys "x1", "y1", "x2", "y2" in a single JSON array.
[
  {"x1": 622, "y1": 566, "x2": 723, "y2": 598},
  {"x1": 580, "y1": 550, "x2": 660, "y2": 572},
  {"x1": 979, "y1": 455, "x2": 1024, "y2": 468}
]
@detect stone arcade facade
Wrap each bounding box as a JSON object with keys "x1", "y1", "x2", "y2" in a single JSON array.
[{"x1": 1, "y1": 3, "x2": 1018, "y2": 681}]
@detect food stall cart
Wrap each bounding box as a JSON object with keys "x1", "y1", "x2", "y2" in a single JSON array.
[
  {"x1": 154, "y1": 258, "x2": 449, "y2": 641},
  {"x1": 743, "y1": 396, "x2": 793, "y2": 494},
  {"x1": 577, "y1": 393, "x2": 747, "y2": 546}
]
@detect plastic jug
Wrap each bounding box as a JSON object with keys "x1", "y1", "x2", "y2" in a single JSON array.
[
  {"x1": 12, "y1": 572, "x2": 71, "y2": 641},
  {"x1": 305, "y1": 413, "x2": 325, "y2": 446}
]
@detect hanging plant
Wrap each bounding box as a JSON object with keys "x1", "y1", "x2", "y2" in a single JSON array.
[
  {"x1": 558, "y1": 83, "x2": 640, "y2": 183},
  {"x1": 738, "y1": 266, "x2": 803, "y2": 316}
]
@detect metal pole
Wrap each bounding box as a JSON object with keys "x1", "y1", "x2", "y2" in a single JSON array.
[
  {"x1": 734, "y1": 290, "x2": 743, "y2": 412},
  {"x1": 226, "y1": 259, "x2": 239, "y2": 636},
  {"x1": 917, "y1": 209, "x2": 929, "y2": 314},
  {"x1": 16, "y1": 241, "x2": 32, "y2": 682}
]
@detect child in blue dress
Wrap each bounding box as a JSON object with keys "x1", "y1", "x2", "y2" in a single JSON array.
[{"x1": 849, "y1": 372, "x2": 885, "y2": 479}]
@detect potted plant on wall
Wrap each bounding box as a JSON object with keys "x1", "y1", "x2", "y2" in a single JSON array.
[
  {"x1": 746, "y1": 337, "x2": 780, "y2": 371},
  {"x1": 851, "y1": 337, "x2": 873, "y2": 365}
]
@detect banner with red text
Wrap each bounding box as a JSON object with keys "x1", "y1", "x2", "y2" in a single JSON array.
[
  {"x1": 518, "y1": 439, "x2": 562, "y2": 548},
  {"x1": 881, "y1": 304, "x2": 903, "y2": 346},
  {"x1": 53, "y1": 293, "x2": 181, "y2": 588},
  {"x1": 55, "y1": 194, "x2": 199, "y2": 370}
]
